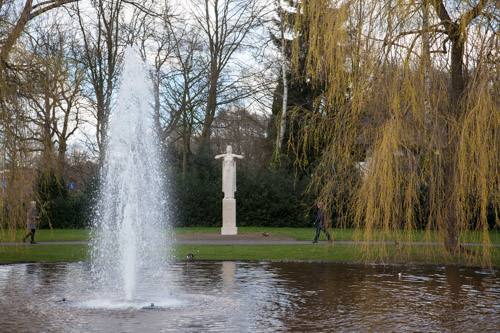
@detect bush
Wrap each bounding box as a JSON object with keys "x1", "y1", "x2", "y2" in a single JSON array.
[
  {"x1": 169, "y1": 147, "x2": 223, "y2": 227},
  {"x1": 36, "y1": 170, "x2": 92, "y2": 229},
  {"x1": 43, "y1": 194, "x2": 89, "y2": 228},
  {"x1": 236, "y1": 170, "x2": 314, "y2": 227}
]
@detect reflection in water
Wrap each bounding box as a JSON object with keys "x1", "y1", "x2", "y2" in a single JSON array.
[
  {"x1": 221, "y1": 261, "x2": 236, "y2": 290},
  {"x1": 0, "y1": 262, "x2": 498, "y2": 332}
]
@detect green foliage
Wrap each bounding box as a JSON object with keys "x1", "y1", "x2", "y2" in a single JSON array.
[
  {"x1": 169, "y1": 148, "x2": 317, "y2": 227},
  {"x1": 269, "y1": 1, "x2": 329, "y2": 174},
  {"x1": 36, "y1": 170, "x2": 68, "y2": 204},
  {"x1": 169, "y1": 147, "x2": 223, "y2": 227},
  {"x1": 36, "y1": 170, "x2": 93, "y2": 229},
  {"x1": 236, "y1": 169, "x2": 314, "y2": 227},
  {"x1": 44, "y1": 194, "x2": 89, "y2": 229}
]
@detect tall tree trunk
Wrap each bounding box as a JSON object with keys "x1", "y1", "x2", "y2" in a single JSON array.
[
  {"x1": 450, "y1": 33, "x2": 465, "y2": 111},
  {"x1": 0, "y1": 1, "x2": 32, "y2": 63},
  {"x1": 152, "y1": 71, "x2": 162, "y2": 139},
  {"x1": 443, "y1": 34, "x2": 465, "y2": 252},
  {"x1": 429, "y1": 0, "x2": 489, "y2": 253},
  {"x1": 199, "y1": 63, "x2": 219, "y2": 148},
  {"x1": 278, "y1": 7, "x2": 288, "y2": 150}
]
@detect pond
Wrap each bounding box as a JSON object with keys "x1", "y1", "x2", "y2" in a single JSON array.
[{"x1": 0, "y1": 261, "x2": 498, "y2": 332}]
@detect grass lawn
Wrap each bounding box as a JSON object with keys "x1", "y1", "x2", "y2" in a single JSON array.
[
  {"x1": 172, "y1": 244, "x2": 500, "y2": 267},
  {"x1": 0, "y1": 229, "x2": 90, "y2": 243},
  {"x1": 1, "y1": 227, "x2": 499, "y2": 267},
  {"x1": 0, "y1": 244, "x2": 89, "y2": 264},
  {"x1": 2, "y1": 227, "x2": 498, "y2": 244},
  {"x1": 2, "y1": 243, "x2": 499, "y2": 267},
  {"x1": 173, "y1": 227, "x2": 500, "y2": 244}
]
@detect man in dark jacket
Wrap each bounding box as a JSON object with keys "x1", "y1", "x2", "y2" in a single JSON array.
[
  {"x1": 23, "y1": 201, "x2": 39, "y2": 244},
  {"x1": 312, "y1": 202, "x2": 332, "y2": 243}
]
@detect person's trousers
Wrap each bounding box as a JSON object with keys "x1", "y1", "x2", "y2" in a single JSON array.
[
  {"x1": 314, "y1": 225, "x2": 331, "y2": 242},
  {"x1": 24, "y1": 229, "x2": 36, "y2": 242}
]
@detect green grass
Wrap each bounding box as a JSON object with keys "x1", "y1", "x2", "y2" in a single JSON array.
[
  {"x1": 171, "y1": 244, "x2": 359, "y2": 262},
  {"x1": 2, "y1": 243, "x2": 499, "y2": 267},
  {"x1": 1, "y1": 227, "x2": 498, "y2": 267},
  {"x1": 0, "y1": 229, "x2": 90, "y2": 243},
  {"x1": 171, "y1": 226, "x2": 355, "y2": 241},
  {"x1": 172, "y1": 226, "x2": 500, "y2": 244},
  {"x1": 0, "y1": 244, "x2": 89, "y2": 264},
  {"x1": 2, "y1": 227, "x2": 498, "y2": 244},
  {"x1": 172, "y1": 244, "x2": 500, "y2": 267}
]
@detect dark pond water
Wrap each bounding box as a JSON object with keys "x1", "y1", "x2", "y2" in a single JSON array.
[{"x1": 0, "y1": 261, "x2": 498, "y2": 332}]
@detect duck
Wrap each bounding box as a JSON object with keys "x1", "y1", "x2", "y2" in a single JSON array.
[
  {"x1": 187, "y1": 253, "x2": 195, "y2": 259},
  {"x1": 141, "y1": 303, "x2": 156, "y2": 310}
]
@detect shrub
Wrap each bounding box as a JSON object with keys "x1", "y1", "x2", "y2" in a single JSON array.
[{"x1": 36, "y1": 170, "x2": 92, "y2": 229}]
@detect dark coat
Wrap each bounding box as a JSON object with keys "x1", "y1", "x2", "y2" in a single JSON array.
[
  {"x1": 315, "y1": 208, "x2": 325, "y2": 227},
  {"x1": 27, "y1": 207, "x2": 38, "y2": 229}
]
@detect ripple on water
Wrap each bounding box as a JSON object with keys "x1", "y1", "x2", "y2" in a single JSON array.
[{"x1": 0, "y1": 261, "x2": 499, "y2": 332}]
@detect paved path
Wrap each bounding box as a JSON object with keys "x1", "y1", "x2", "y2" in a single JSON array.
[{"x1": 1, "y1": 240, "x2": 498, "y2": 247}]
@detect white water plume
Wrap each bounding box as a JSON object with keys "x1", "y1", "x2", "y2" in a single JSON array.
[{"x1": 90, "y1": 47, "x2": 169, "y2": 302}]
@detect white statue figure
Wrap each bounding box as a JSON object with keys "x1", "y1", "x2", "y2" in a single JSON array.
[{"x1": 215, "y1": 145, "x2": 243, "y2": 199}]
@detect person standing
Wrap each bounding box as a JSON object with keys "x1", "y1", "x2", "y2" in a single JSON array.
[
  {"x1": 23, "y1": 201, "x2": 39, "y2": 244},
  {"x1": 312, "y1": 202, "x2": 332, "y2": 243}
]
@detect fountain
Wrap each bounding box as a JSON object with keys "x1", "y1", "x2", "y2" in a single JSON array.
[
  {"x1": 89, "y1": 47, "x2": 170, "y2": 304},
  {"x1": 1, "y1": 48, "x2": 499, "y2": 332}
]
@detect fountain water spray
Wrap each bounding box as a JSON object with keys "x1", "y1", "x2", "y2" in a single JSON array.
[{"x1": 90, "y1": 47, "x2": 169, "y2": 302}]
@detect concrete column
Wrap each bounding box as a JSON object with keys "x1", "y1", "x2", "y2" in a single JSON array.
[{"x1": 221, "y1": 198, "x2": 237, "y2": 235}]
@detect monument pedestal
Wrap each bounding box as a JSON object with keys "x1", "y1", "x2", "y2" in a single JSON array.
[{"x1": 221, "y1": 198, "x2": 238, "y2": 235}]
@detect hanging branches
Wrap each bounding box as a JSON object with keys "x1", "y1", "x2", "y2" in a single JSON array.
[{"x1": 289, "y1": 0, "x2": 499, "y2": 267}]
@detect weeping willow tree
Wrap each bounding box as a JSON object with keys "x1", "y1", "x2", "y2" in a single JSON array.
[
  {"x1": 287, "y1": 0, "x2": 499, "y2": 266},
  {"x1": 1, "y1": 1, "x2": 81, "y2": 242}
]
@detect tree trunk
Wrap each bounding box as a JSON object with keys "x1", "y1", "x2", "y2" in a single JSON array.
[
  {"x1": 199, "y1": 62, "x2": 219, "y2": 148},
  {"x1": 0, "y1": 1, "x2": 32, "y2": 63},
  {"x1": 450, "y1": 33, "x2": 465, "y2": 112},
  {"x1": 278, "y1": 8, "x2": 288, "y2": 150},
  {"x1": 1, "y1": 1, "x2": 80, "y2": 64},
  {"x1": 152, "y1": 70, "x2": 162, "y2": 139},
  {"x1": 443, "y1": 34, "x2": 465, "y2": 253}
]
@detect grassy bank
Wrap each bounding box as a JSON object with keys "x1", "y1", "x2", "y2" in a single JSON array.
[
  {"x1": 0, "y1": 229, "x2": 90, "y2": 243},
  {"x1": 3, "y1": 227, "x2": 497, "y2": 243},
  {"x1": 174, "y1": 227, "x2": 500, "y2": 244},
  {"x1": 172, "y1": 244, "x2": 500, "y2": 267},
  {"x1": 1, "y1": 228, "x2": 499, "y2": 267},
  {"x1": 2, "y1": 243, "x2": 499, "y2": 267},
  {"x1": 0, "y1": 244, "x2": 89, "y2": 264}
]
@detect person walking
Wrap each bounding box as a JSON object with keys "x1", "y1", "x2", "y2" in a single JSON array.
[
  {"x1": 312, "y1": 202, "x2": 332, "y2": 243},
  {"x1": 23, "y1": 201, "x2": 40, "y2": 244}
]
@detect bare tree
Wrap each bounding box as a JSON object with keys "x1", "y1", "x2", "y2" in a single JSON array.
[
  {"x1": 212, "y1": 105, "x2": 271, "y2": 171},
  {"x1": 188, "y1": 0, "x2": 268, "y2": 148},
  {"x1": 123, "y1": 0, "x2": 179, "y2": 139},
  {"x1": 0, "y1": 0, "x2": 79, "y2": 65},
  {"x1": 0, "y1": 1, "x2": 80, "y2": 234},
  {"x1": 164, "y1": 24, "x2": 210, "y2": 177},
  {"x1": 20, "y1": 22, "x2": 84, "y2": 171},
  {"x1": 75, "y1": 0, "x2": 123, "y2": 162}
]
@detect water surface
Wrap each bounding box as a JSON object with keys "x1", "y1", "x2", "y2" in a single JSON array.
[{"x1": 0, "y1": 261, "x2": 498, "y2": 332}]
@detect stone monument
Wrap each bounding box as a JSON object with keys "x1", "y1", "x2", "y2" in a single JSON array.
[{"x1": 215, "y1": 145, "x2": 243, "y2": 235}]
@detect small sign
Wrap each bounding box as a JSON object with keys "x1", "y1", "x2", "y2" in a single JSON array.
[
  {"x1": 1, "y1": 179, "x2": 5, "y2": 188},
  {"x1": 69, "y1": 182, "x2": 75, "y2": 190}
]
